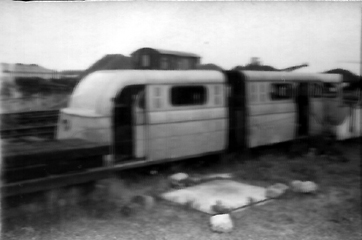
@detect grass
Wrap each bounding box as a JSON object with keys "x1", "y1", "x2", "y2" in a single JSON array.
[{"x1": 1, "y1": 139, "x2": 361, "y2": 240}]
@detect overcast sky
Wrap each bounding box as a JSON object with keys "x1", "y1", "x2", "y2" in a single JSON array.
[{"x1": 0, "y1": 1, "x2": 361, "y2": 74}]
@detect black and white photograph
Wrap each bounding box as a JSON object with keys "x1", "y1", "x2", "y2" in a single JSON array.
[{"x1": 0, "y1": 1, "x2": 361, "y2": 239}]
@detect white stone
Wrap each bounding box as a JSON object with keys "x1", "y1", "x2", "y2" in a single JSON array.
[
  {"x1": 169, "y1": 173, "x2": 189, "y2": 182},
  {"x1": 299, "y1": 181, "x2": 318, "y2": 193},
  {"x1": 210, "y1": 214, "x2": 233, "y2": 233},
  {"x1": 290, "y1": 180, "x2": 318, "y2": 193},
  {"x1": 169, "y1": 173, "x2": 189, "y2": 188}
]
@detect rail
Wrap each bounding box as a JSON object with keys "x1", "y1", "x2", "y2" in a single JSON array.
[
  {"x1": 0, "y1": 124, "x2": 57, "y2": 139},
  {"x1": 1, "y1": 154, "x2": 198, "y2": 197},
  {"x1": 0, "y1": 110, "x2": 59, "y2": 139},
  {"x1": 1, "y1": 110, "x2": 59, "y2": 124},
  {"x1": 1, "y1": 139, "x2": 110, "y2": 197}
]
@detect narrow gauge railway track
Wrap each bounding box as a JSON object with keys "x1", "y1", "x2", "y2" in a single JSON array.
[
  {"x1": 0, "y1": 124, "x2": 57, "y2": 139},
  {"x1": 0, "y1": 110, "x2": 59, "y2": 127},
  {"x1": 1, "y1": 139, "x2": 110, "y2": 197},
  {"x1": 2, "y1": 137, "x2": 359, "y2": 198},
  {"x1": 1, "y1": 151, "x2": 205, "y2": 198},
  {"x1": 2, "y1": 138, "x2": 215, "y2": 197},
  {"x1": 0, "y1": 110, "x2": 59, "y2": 139}
]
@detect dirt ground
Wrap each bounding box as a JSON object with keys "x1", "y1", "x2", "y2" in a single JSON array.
[{"x1": 1, "y1": 139, "x2": 361, "y2": 240}]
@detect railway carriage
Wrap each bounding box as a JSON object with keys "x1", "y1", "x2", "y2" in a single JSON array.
[
  {"x1": 4, "y1": 69, "x2": 361, "y2": 198},
  {"x1": 57, "y1": 70, "x2": 228, "y2": 163},
  {"x1": 57, "y1": 69, "x2": 357, "y2": 166},
  {"x1": 225, "y1": 71, "x2": 344, "y2": 149},
  {"x1": 335, "y1": 83, "x2": 362, "y2": 140}
]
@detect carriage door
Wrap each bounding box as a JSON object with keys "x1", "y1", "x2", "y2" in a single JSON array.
[
  {"x1": 113, "y1": 85, "x2": 145, "y2": 161},
  {"x1": 296, "y1": 83, "x2": 310, "y2": 137},
  {"x1": 309, "y1": 82, "x2": 324, "y2": 135},
  {"x1": 225, "y1": 71, "x2": 247, "y2": 151}
]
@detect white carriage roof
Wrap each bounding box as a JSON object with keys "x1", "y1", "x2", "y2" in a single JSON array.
[
  {"x1": 241, "y1": 71, "x2": 342, "y2": 83},
  {"x1": 65, "y1": 70, "x2": 225, "y2": 117}
]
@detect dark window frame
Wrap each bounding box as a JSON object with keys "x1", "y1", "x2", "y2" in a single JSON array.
[
  {"x1": 310, "y1": 83, "x2": 323, "y2": 98},
  {"x1": 170, "y1": 85, "x2": 207, "y2": 106},
  {"x1": 323, "y1": 83, "x2": 338, "y2": 98},
  {"x1": 270, "y1": 83, "x2": 293, "y2": 100}
]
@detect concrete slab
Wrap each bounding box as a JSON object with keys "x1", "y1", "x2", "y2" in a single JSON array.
[{"x1": 161, "y1": 179, "x2": 270, "y2": 214}]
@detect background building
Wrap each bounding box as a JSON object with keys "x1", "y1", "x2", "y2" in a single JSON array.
[
  {"x1": 131, "y1": 48, "x2": 200, "y2": 70},
  {"x1": 1, "y1": 63, "x2": 60, "y2": 83}
]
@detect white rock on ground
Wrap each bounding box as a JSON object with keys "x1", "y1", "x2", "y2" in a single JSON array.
[
  {"x1": 169, "y1": 173, "x2": 189, "y2": 187},
  {"x1": 265, "y1": 183, "x2": 289, "y2": 198},
  {"x1": 299, "y1": 181, "x2": 318, "y2": 193},
  {"x1": 169, "y1": 172, "x2": 189, "y2": 181},
  {"x1": 290, "y1": 180, "x2": 318, "y2": 193},
  {"x1": 210, "y1": 214, "x2": 234, "y2": 233}
]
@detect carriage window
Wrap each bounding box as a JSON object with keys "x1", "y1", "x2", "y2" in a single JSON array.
[
  {"x1": 171, "y1": 86, "x2": 207, "y2": 106},
  {"x1": 270, "y1": 84, "x2": 293, "y2": 100},
  {"x1": 323, "y1": 83, "x2": 337, "y2": 98},
  {"x1": 310, "y1": 83, "x2": 323, "y2": 98},
  {"x1": 137, "y1": 92, "x2": 145, "y2": 109}
]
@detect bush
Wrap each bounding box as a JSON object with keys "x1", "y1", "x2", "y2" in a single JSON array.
[{"x1": 14, "y1": 77, "x2": 76, "y2": 97}]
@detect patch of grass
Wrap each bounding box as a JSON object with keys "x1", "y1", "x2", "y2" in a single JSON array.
[
  {"x1": 3, "y1": 141, "x2": 361, "y2": 240},
  {"x1": 289, "y1": 161, "x2": 319, "y2": 181},
  {"x1": 322, "y1": 193, "x2": 362, "y2": 237}
]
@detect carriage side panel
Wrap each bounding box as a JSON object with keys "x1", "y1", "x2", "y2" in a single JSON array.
[{"x1": 146, "y1": 83, "x2": 227, "y2": 161}]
